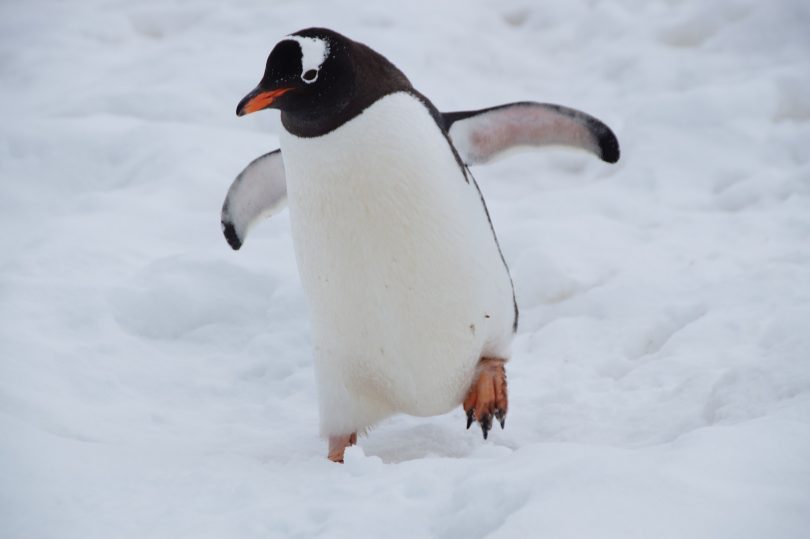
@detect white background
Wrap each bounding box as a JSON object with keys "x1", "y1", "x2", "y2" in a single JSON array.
[{"x1": 2, "y1": 0, "x2": 809, "y2": 537}]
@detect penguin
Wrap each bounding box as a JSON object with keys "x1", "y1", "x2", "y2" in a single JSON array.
[{"x1": 221, "y1": 28, "x2": 620, "y2": 462}]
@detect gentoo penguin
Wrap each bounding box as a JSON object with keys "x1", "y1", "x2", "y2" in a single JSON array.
[{"x1": 221, "y1": 28, "x2": 619, "y2": 462}]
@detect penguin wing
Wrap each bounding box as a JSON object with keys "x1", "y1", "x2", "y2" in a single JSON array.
[
  {"x1": 221, "y1": 149, "x2": 287, "y2": 250},
  {"x1": 442, "y1": 102, "x2": 620, "y2": 165}
]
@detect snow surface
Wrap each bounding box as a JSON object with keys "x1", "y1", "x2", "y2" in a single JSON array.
[{"x1": 2, "y1": 0, "x2": 810, "y2": 537}]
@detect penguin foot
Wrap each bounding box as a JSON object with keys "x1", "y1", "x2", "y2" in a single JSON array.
[
  {"x1": 327, "y1": 432, "x2": 357, "y2": 463},
  {"x1": 463, "y1": 357, "x2": 508, "y2": 440}
]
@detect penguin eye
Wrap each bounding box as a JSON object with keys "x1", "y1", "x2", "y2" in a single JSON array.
[{"x1": 302, "y1": 69, "x2": 318, "y2": 83}]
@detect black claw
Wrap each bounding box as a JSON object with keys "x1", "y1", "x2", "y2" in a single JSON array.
[
  {"x1": 480, "y1": 415, "x2": 492, "y2": 440},
  {"x1": 495, "y1": 409, "x2": 506, "y2": 429},
  {"x1": 466, "y1": 408, "x2": 474, "y2": 429}
]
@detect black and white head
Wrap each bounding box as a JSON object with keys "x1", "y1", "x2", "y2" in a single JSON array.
[{"x1": 236, "y1": 28, "x2": 412, "y2": 136}]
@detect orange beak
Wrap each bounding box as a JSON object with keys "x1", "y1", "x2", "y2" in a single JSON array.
[{"x1": 236, "y1": 87, "x2": 293, "y2": 116}]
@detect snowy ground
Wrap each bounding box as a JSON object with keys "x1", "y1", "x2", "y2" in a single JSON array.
[{"x1": 2, "y1": 0, "x2": 810, "y2": 537}]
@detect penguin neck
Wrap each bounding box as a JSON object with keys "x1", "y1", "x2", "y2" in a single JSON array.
[{"x1": 280, "y1": 94, "x2": 354, "y2": 138}]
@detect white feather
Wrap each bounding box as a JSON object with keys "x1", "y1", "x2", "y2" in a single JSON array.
[
  {"x1": 447, "y1": 103, "x2": 608, "y2": 165},
  {"x1": 221, "y1": 151, "x2": 287, "y2": 248},
  {"x1": 279, "y1": 92, "x2": 514, "y2": 437},
  {"x1": 285, "y1": 35, "x2": 330, "y2": 81}
]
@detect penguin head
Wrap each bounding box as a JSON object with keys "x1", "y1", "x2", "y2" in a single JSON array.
[
  {"x1": 236, "y1": 28, "x2": 412, "y2": 136},
  {"x1": 236, "y1": 28, "x2": 354, "y2": 119}
]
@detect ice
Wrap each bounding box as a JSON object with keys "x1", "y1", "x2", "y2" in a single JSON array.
[{"x1": 2, "y1": 0, "x2": 809, "y2": 538}]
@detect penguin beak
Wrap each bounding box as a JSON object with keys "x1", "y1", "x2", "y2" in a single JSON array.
[{"x1": 236, "y1": 86, "x2": 293, "y2": 116}]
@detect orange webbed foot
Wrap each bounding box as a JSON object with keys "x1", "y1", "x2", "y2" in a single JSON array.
[
  {"x1": 463, "y1": 357, "x2": 508, "y2": 439},
  {"x1": 327, "y1": 432, "x2": 357, "y2": 463}
]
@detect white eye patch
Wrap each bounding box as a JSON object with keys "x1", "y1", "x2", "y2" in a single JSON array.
[{"x1": 285, "y1": 35, "x2": 330, "y2": 84}]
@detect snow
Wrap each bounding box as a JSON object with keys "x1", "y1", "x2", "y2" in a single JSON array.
[{"x1": 1, "y1": 0, "x2": 809, "y2": 537}]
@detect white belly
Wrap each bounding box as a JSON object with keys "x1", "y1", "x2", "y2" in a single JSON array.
[{"x1": 280, "y1": 92, "x2": 514, "y2": 436}]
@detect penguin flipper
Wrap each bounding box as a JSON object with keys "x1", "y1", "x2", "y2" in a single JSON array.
[
  {"x1": 442, "y1": 102, "x2": 620, "y2": 165},
  {"x1": 221, "y1": 149, "x2": 287, "y2": 250}
]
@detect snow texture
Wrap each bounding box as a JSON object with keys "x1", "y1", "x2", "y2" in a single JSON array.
[{"x1": 1, "y1": 0, "x2": 809, "y2": 538}]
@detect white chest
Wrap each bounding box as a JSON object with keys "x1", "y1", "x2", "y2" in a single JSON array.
[{"x1": 279, "y1": 92, "x2": 514, "y2": 421}]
